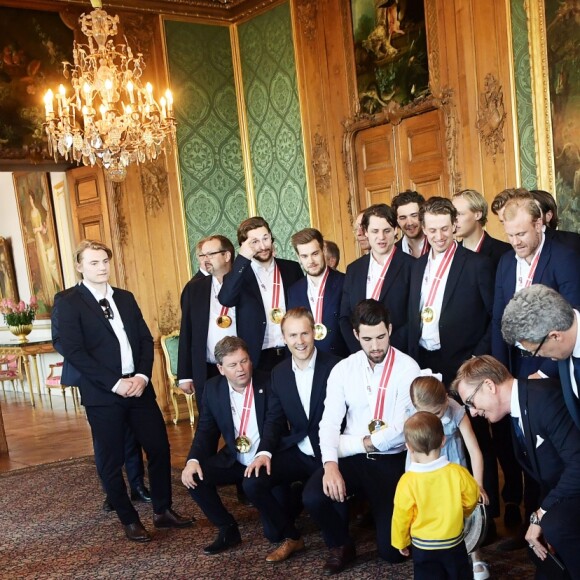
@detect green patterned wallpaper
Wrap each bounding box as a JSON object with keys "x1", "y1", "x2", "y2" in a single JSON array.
[
  {"x1": 510, "y1": 0, "x2": 538, "y2": 190},
  {"x1": 165, "y1": 21, "x2": 248, "y2": 271},
  {"x1": 238, "y1": 2, "x2": 310, "y2": 259}
]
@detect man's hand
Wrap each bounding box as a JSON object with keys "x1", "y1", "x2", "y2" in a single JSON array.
[
  {"x1": 322, "y1": 462, "x2": 347, "y2": 502},
  {"x1": 363, "y1": 435, "x2": 378, "y2": 453},
  {"x1": 182, "y1": 461, "x2": 203, "y2": 489},
  {"x1": 125, "y1": 376, "x2": 147, "y2": 397},
  {"x1": 179, "y1": 380, "x2": 194, "y2": 395},
  {"x1": 525, "y1": 515, "x2": 548, "y2": 560},
  {"x1": 399, "y1": 547, "x2": 410, "y2": 557},
  {"x1": 478, "y1": 486, "x2": 490, "y2": 505},
  {"x1": 239, "y1": 237, "x2": 258, "y2": 260},
  {"x1": 115, "y1": 379, "x2": 133, "y2": 397},
  {"x1": 244, "y1": 455, "x2": 271, "y2": 478}
]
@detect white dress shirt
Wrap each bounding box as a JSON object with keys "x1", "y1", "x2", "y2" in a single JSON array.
[
  {"x1": 365, "y1": 249, "x2": 395, "y2": 298},
  {"x1": 570, "y1": 310, "x2": 580, "y2": 398},
  {"x1": 206, "y1": 277, "x2": 237, "y2": 364},
  {"x1": 293, "y1": 349, "x2": 317, "y2": 457},
  {"x1": 229, "y1": 383, "x2": 261, "y2": 466},
  {"x1": 514, "y1": 233, "x2": 545, "y2": 293},
  {"x1": 510, "y1": 378, "x2": 523, "y2": 432},
  {"x1": 319, "y1": 348, "x2": 421, "y2": 464},
  {"x1": 251, "y1": 259, "x2": 286, "y2": 349}
]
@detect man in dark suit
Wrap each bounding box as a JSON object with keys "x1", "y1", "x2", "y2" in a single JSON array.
[
  {"x1": 392, "y1": 190, "x2": 430, "y2": 258},
  {"x1": 288, "y1": 228, "x2": 348, "y2": 358},
  {"x1": 454, "y1": 356, "x2": 580, "y2": 576},
  {"x1": 340, "y1": 203, "x2": 414, "y2": 354},
  {"x1": 501, "y1": 285, "x2": 580, "y2": 430},
  {"x1": 177, "y1": 235, "x2": 236, "y2": 411},
  {"x1": 452, "y1": 188, "x2": 511, "y2": 270},
  {"x1": 57, "y1": 240, "x2": 192, "y2": 542},
  {"x1": 181, "y1": 336, "x2": 269, "y2": 555},
  {"x1": 53, "y1": 287, "x2": 150, "y2": 511},
  {"x1": 244, "y1": 308, "x2": 341, "y2": 563},
  {"x1": 218, "y1": 217, "x2": 303, "y2": 371}
]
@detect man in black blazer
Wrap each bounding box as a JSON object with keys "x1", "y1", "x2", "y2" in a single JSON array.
[
  {"x1": 501, "y1": 285, "x2": 580, "y2": 430},
  {"x1": 177, "y1": 235, "x2": 236, "y2": 411},
  {"x1": 454, "y1": 356, "x2": 580, "y2": 575},
  {"x1": 392, "y1": 190, "x2": 430, "y2": 258},
  {"x1": 218, "y1": 217, "x2": 303, "y2": 371},
  {"x1": 57, "y1": 240, "x2": 192, "y2": 542},
  {"x1": 340, "y1": 203, "x2": 414, "y2": 353},
  {"x1": 53, "y1": 287, "x2": 150, "y2": 511},
  {"x1": 287, "y1": 228, "x2": 348, "y2": 358},
  {"x1": 244, "y1": 308, "x2": 341, "y2": 562},
  {"x1": 452, "y1": 189, "x2": 511, "y2": 270},
  {"x1": 181, "y1": 336, "x2": 270, "y2": 555}
]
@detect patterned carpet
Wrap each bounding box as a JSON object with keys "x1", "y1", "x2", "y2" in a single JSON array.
[{"x1": 0, "y1": 457, "x2": 536, "y2": 579}]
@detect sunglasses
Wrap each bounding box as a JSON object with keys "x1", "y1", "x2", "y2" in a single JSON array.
[{"x1": 99, "y1": 298, "x2": 114, "y2": 320}]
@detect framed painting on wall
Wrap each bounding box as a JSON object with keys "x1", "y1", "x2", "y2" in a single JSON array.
[
  {"x1": 13, "y1": 172, "x2": 63, "y2": 318},
  {"x1": 350, "y1": 0, "x2": 430, "y2": 115},
  {"x1": 0, "y1": 237, "x2": 19, "y2": 302}
]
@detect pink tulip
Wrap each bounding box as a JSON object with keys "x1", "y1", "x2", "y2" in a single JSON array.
[{"x1": 17, "y1": 301, "x2": 25, "y2": 312}]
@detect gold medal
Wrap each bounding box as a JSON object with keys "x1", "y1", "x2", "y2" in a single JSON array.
[
  {"x1": 235, "y1": 435, "x2": 252, "y2": 454},
  {"x1": 216, "y1": 314, "x2": 232, "y2": 328},
  {"x1": 270, "y1": 307, "x2": 284, "y2": 324},
  {"x1": 368, "y1": 419, "x2": 386, "y2": 434},
  {"x1": 314, "y1": 323, "x2": 328, "y2": 341},
  {"x1": 421, "y1": 306, "x2": 434, "y2": 324}
]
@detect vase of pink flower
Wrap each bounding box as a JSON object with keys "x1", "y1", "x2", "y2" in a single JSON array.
[{"x1": 1, "y1": 296, "x2": 38, "y2": 343}]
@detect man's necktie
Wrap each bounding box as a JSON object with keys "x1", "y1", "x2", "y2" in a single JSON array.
[{"x1": 511, "y1": 416, "x2": 531, "y2": 470}]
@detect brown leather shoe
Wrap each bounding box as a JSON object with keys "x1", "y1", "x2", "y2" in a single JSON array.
[
  {"x1": 153, "y1": 508, "x2": 194, "y2": 529},
  {"x1": 124, "y1": 521, "x2": 151, "y2": 543},
  {"x1": 323, "y1": 544, "x2": 356, "y2": 575},
  {"x1": 265, "y1": 537, "x2": 305, "y2": 563}
]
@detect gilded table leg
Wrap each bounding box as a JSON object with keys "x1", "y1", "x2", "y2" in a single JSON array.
[
  {"x1": 30, "y1": 354, "x2": 43, "y2": 405},
  {"x1": 22, "y1": 357, "x2": 35, "y2": 407}
]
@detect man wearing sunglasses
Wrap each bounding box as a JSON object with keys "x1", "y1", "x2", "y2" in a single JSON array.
[
  {"x1": 453, "y1": 355, "x2": 580, "y2": 577},
  {"x1": 56, "y1": 240, "x2": 192, "y2": 543}
]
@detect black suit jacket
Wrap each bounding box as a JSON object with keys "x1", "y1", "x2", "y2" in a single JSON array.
[
  {"x1": 56, "y1": 283, "x2": 156, "y2": 407},
  {"x1": 259, "y1": 351, "x2": 341, "y2": 458},
  {"x1": 218, "y1": 255, "x2": 304, "y2": 365},
  {"x1": 408, "y1": 244, "x2": 494, "y2": 384},
  {"x1": 492, "y1": 235, "x2": 580, "y2": 378},
  {"x1": 340, "y1": 249, "x2": 413, "y2": 353},
  {"x1": 514, "y1": 378, "x2": 580, "y2": 510},
  {"x1": 187, "y1": 372, "x2": 269, "y2": 468},
  {"x1": 52, "y1": 288, "x2": 82, "y2": 387},
  {"x1": 177, "y1": 274, "x2": 214, "y2": 404},
  {"x1": 558, "y1": 357, "x2": 580, "y2": 431},
  {"x1": 460, "y1": 231, "x2": 511, "y2": 271},
  {"x1": 287, "y1": 269, "x2": 348, "y2": 358},
  {"x1": 545, "y1": 226, "x2": 580, "y2": 255}
]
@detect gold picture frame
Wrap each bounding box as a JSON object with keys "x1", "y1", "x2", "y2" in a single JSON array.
[
  {"x1": 0, "y1": 237, "x2": 19, "y2": 303},
  {"x1": 12, "y1": 172, "x2": 63, "y2": 319}
]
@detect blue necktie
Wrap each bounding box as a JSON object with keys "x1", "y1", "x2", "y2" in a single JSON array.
[{"x1": 511, "y1": 416, "x2": 531, "y2": 470}]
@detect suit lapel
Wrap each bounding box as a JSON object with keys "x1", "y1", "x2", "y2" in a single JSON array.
[
  {"x1": 309, "y1": 355, "x2": 327, "y2": 421},
  {"x1": 218, "y1": 377, "x2": 237, "y2": 452},
  {"x1": 253, "y1": 377, "x2": 267, "y2": 435},
  {"x1": 379, "y1": 250, "x2": 402, "y2": 301},
  {"x1": 533, "y1": 236, "x2": 550, "y2": 283},
  {"x1": 518, "y1": 380, "x2": 541, "y2": 477},
  {"x1": 441, "y1": 247, "x2": 465, "y2": 313},
  {"x1": 354, "y1": 255, "x2": 370, "y2": 301},
  {"x1": 322, "y1": 270, "x2": 339, "y2": 319},
  {"x1": 78, "y1": 284, "x2": 115, "y2": 335},
  {"x1": 558, "y1": 359, "x2": 580, "y2": 429}
]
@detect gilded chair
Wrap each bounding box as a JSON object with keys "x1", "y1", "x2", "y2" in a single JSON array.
[
  {"x1": 0, "y1": 354, "x2": 25, "y2": 394},
  {"x1": 160, "y1": 330, "x2": 196, "y2": 425},
  {"x1": 45, "y1": 362, "x2": 79, "y2": 412}
]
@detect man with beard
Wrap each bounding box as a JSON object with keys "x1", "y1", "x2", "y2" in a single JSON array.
[
  {"x1": 219, "y1": 217, "x2": 303, "y2": 372},
  {"x1": 303, "y1": 299, "x2": 421, "y2": 574},
  {"x1": 288, "y1": 228, "x2": 348, "y2": 357},
  {"x1": 392, "y1": 190, "x2": 430, "y2": 258}
]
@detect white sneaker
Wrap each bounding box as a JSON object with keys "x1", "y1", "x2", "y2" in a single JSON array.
[{"x1": 473, "y1": 560, "x2": 490, "y2": 580}]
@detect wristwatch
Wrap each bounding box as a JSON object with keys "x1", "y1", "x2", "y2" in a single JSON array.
[{"x1": 529, "y1": 511, "x2": 541, "y2": 526}]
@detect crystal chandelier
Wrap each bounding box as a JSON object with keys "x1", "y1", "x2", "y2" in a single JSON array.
[{"x1": 43, "y1": 1, "x2": 176, "y2": 182}]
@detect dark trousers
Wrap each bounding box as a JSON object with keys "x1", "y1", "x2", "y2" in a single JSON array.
[
  {"x1": 412, "y1": 543, "x2": 472, "y2": 580},
  {"x1": 93, "y1": 424, "x2": 145, "y2": 491},
  {"x1": 243, "y1": 446, "x2": 320, "y2": 542},
  {"x1": 540, "y1": 495, "x2": 580, "y2": 579},
  {"x1": 303, "y1": 452, "x2": 406, "y2": 562},
  {"x1": 85, "y1": 401, "x2": 172, "y2": 525}
]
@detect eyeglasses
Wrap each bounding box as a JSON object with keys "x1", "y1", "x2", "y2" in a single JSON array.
[
  {"x1": 464, "y1": 380, "x2": 485, "y2": 410},
  {"x1": 520, "y1": 334, "x2": 548, "y2": 358},
  {"x1": 198, "y1": 250, "x2": 226, "y2": 259},
  {"x1": 99, "y1": 298, "x2": 114, "y2": 320}
]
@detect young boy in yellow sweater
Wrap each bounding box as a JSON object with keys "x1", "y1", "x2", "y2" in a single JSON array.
[{"x1": 391, "y1": 411, "x2": 479, "y2": 579}]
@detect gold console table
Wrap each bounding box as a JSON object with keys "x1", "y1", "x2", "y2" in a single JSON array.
[{"x1": 0, "y1": 339, "x2": 55, "y2": 407}]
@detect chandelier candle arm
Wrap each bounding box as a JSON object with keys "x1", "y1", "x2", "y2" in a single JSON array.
[{"x1": 43, "y1": 6, "x2": 176, "y2": 182}]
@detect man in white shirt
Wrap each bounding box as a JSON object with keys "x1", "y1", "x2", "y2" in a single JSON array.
[
  {"x1": 181, "y1": 337, "x2": 269, "y2": 555},
  {"x1": 303, "y1": 299, "x2": 421, "y2": 574}
]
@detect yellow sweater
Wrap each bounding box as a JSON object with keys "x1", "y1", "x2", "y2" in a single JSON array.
[{"x1": 391, "y1": 457, "x2": 479, "y2": 550}]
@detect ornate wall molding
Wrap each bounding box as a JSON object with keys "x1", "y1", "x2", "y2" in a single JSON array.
[
  {"x1": 296, "y1": 0, "x2": 317, "y2": 42},
  {"x1": 140, "y1": 158, "x2": 170, "y2": 215},
  {"x1": 476, "y1": 73, "x2": 507, "y2": 159},
  {"x1": 158, "y1": 290, "x2": 180, "y2": 335},
  {"x1": 312, "y1": 132, "x2": 331, "y2": 195},
  {"x1": 425, "y1": 0, "x2": 440, "y2": 92}
]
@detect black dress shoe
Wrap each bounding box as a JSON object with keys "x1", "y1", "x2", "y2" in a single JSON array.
[
  {"x1": 153, "y1": 508, "x2": 194, "y2": 529},
  {"x1": 323, "y1": 544, "x2": 356, "y2": 575},
  {"x1": 102, "y1": 498, "x2": 114, "y2": 512},
  {"x1": 204, "y1": 524, "x2": 242, "y2": 555},
  {"x1": 130, "y1": 485, "x2": 152, "y2": 503},
  {"x1": 124, "y1": 521, "x2": 151, "y2": 543}
]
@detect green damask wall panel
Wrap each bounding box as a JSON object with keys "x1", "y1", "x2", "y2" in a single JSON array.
[
  {"x1": 511, "y1": 0, "x2": 537, "y2": 190},
  {"x1": 238, "y1": 2, "x2": 310, "y2": 259},
  {"x1": 165, "y1": 21, "x2": 248, "y2": 271}
]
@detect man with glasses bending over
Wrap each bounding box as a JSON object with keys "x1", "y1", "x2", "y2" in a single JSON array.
[
  {"x1": 56, "y1": 240, "x2": 192, "y2": 542},
  {"x1": 453, "y1": 355, "x2": 580, "y2": 577},
  {"x1": 219, "y1": 217, "x2": 303, "y2": 372}
]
